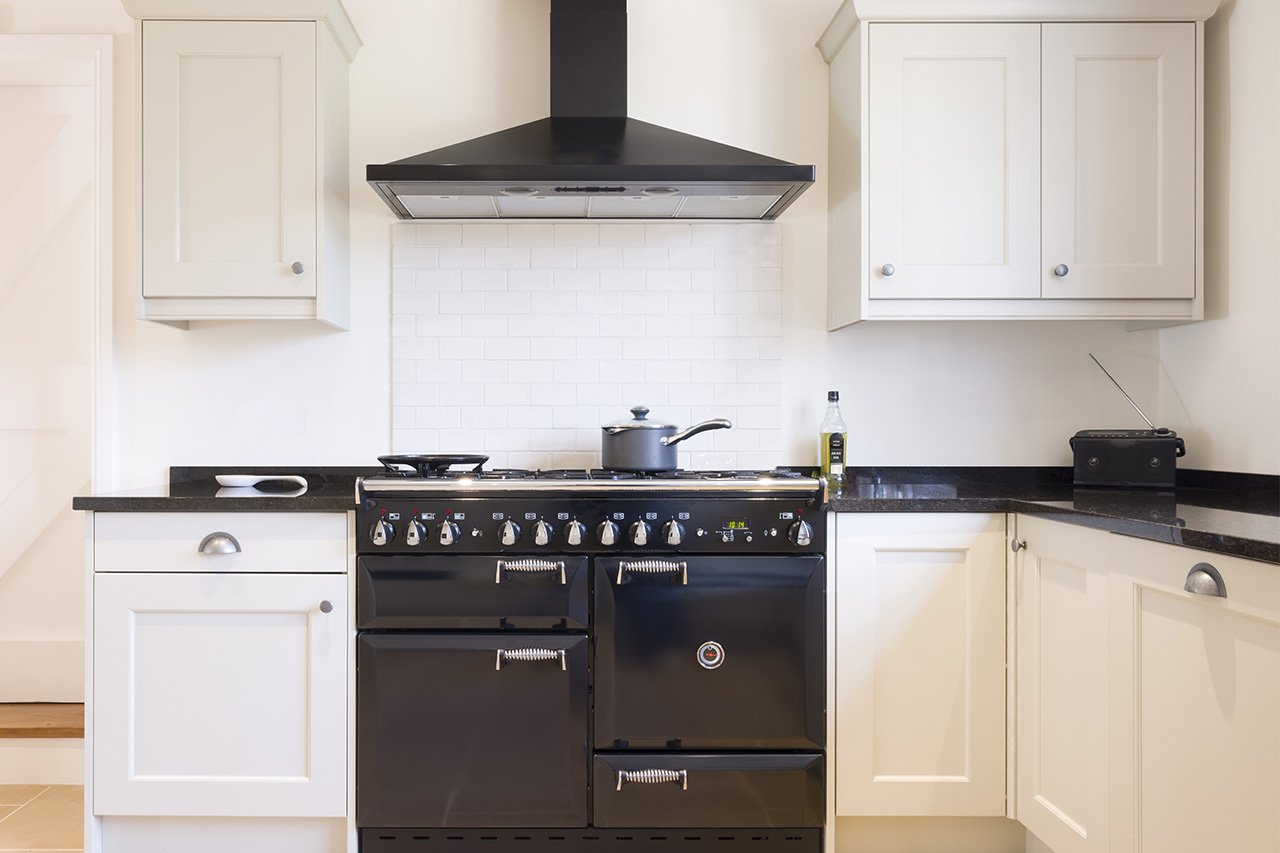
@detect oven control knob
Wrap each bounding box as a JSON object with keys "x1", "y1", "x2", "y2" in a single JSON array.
[
  {"x1": 597, "y1": 520, "x2": 620, "y2": 546},
  {"x1": 532, "y1": 519, "x2": 554, "y2": 546},
  {"x1": 564, "y1": 520, "x2": 588, "y2": 546},
  {"x1": 498, "y1": 519, "x2": 521, "y2": 546},
  {"x1": 370, "y1": 519, "x2": 394, "y2": 547},
  {"x1": 662, "y1": 520, "x2": 686, "y2": 546},
  {"x1": 629, "y1": 520, "x2": 651, "y2": 547},
  {"x1": 788, "y1": 519, "x2": 814, "y2": 547},
  {"x1": 438, "y1": 520, "x2": 461, "y2": 547},
  {"x1": 404, "y1": 519, "x2": 427, "y2": 547}
]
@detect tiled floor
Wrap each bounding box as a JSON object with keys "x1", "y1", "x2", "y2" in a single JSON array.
[{"x1": 0, "y1": 785, "x2": 82, "y2": 852}]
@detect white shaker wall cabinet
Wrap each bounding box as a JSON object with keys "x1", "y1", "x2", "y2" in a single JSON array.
[
  {"x1": 1107, "y1": 537, "x2": 1280, "y2": 853},
  {"x1": 126, "y1": 0, "x2": 360, "y2": 327},
  {"x1": 834, "y1": 514, "x2": 1008, "y2": 817},
  {"x1": 820, "y1": 1, "x2": 1216, "y2": 326},
  {"x1": 1013, "y1": 516, "x2": 1111, "y2": 853}
]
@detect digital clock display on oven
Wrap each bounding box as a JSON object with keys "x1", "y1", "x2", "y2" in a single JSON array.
[{"x1": 723, "y1": 520, "x2": 749, "y2": 530}]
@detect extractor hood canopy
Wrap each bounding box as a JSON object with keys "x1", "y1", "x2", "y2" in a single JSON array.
[{"x1": 367, "y1": 0, "x2": 815, "y2": 220}]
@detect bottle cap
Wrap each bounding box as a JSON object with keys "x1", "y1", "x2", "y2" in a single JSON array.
[{"x1": 828, "y1": 390, "x2": 839, "y2": 402}]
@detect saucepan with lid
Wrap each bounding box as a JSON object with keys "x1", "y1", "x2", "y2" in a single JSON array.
[{"x1": 601, "y1": 406, "x2": 732, "y2": 472}]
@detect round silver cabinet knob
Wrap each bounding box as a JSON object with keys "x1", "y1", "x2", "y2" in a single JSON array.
[
  {"x1": 629, "y1": 520, "x2": 651, "y2": 547},
  {"x1": 1053, "y1": 264, "x2": 1070, "y2": 277},
  {"x1": 437, "y1": 520, "x2": 461, "y2": 546},
  {"x1": 532, "y1": 519, "x2": 555, "y2": 547},
  {"x1": 597, "y1": 520, "x2": 620, "y2": 547},
  {"x1": 564, "y1": 520, "x2": 588, "y2": 547},
  {"x1": 319, "y1": 600, "x2": 334, "y2": 614},
  {"x1": 291, "y1": 261, "x2": 305, "y2": 275},
  {"x1": 881, "y1": 263, "x2": 896, "y2": 277},
  {"x1": 498, "y1": 519, "x2": 521, "y2": 546}
]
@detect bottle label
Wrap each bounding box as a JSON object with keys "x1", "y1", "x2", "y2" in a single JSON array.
[{"x1": 828, "y1": 433, "x2": 845, "y2": 472}]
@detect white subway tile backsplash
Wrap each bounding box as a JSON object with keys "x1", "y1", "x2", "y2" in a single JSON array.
[
  {"x1": 416, "y1": 223, "x2": 462, "y2": 246},
  {"x1": 391, "y1": 221, "x2": 784, "y2": 468}
]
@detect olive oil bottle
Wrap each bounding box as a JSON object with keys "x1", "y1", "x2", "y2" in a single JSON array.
[{"x1": 819, "y1": 390, "x2": 848, "y2": 496}]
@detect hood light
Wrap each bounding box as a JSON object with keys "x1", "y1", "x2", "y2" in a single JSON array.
[
  {"x1": 501, "y1": 187, "x2": 540, "y2": 196},
  {"x1": 643, "y1": 187, "x2": 681, "y2": 196}
]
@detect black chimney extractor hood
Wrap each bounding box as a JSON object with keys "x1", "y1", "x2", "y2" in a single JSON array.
[{"x1": 367, "y1": 0, "x2": 815, "y2": 220}]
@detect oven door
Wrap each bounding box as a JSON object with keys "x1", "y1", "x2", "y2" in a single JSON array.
[
  {"x1": 594, "y1": 555, "x2": 824, "y2": 750},
  {"x1": 357, "y1": 633, "x2": 589, "y2": 827}
]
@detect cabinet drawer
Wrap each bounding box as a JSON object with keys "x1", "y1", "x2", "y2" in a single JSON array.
[
  {"x1": 93, "y1": 512, "x2": 348, "y2": 574},
  {"x1": 593, "y1": 754, "x2": 823, "y2": 828}
]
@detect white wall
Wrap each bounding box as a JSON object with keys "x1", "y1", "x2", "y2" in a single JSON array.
[
  {"x1": 0, "y1": 0, "x2": 1270, "y2": 487},
  {"x1": 1157, "y1": 0, "x2": 1280, "y2": 475}
]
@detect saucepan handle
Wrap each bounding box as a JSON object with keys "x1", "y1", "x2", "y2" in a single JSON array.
[{"x1": 660, "y1": 419, "x2": 732, "y2": 446}]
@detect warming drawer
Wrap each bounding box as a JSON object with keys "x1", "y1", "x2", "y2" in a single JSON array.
[{"x1": 592, "y1": 753, "x2": 824, "y2": 828}]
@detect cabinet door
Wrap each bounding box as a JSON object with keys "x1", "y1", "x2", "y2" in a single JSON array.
[
  {"x1": 142, "y1": 20, "x2": 317, "y2": 298},
  {"x1": 1041, "y1": 24, "x2": 1196, "y2": 300},
  {"x1": 93, "y1": 572, "x2": 346, "y2": 817},
  {"x1": 835, "y1": 514, "x2": 1006, "y2": 815},
  {"x1": 1108, "y1": 538, "x2": 1280, "y2": 853},
  {"x1": 867, "y1": 23, "x2": 1041, "y2": 300},
  {"x1": 1014, "y1": 516, "x2": 1110, "y2": 853}
]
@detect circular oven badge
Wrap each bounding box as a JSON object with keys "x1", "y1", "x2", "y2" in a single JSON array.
[{"x1": 697, "y1": 641, "x2": 725, "y2": 670}]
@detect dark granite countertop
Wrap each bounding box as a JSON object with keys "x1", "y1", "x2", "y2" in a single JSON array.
[
  {"x1": 72, "y1": 467, "x2": 377, "y2": 513},
  {"x1": 828, "y1": 467, "x2": 1280, "y2": 564},
  {"x1": 75, "y1": 465, "x2": 1279, "y2": 564}
]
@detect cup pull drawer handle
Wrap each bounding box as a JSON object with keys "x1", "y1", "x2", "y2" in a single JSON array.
[
  {"x1": 197, "y1": 532, "x2": 241, "y2": 555},
  {"x1": 616, "y1": 560, "x2": 688, "y2": 585},
  {"x1": 617, "y1": 769, "x2": 688, "y2": 791},
  {"x1": 495, "y1": 559, "x2": 566, "y2": 584},
  {"x1": 495, "y1": 648, "x2": 567, "y2": 671},
  {"x1": 1184, "y1": 562, "x2": 1227, "y2": 598}
]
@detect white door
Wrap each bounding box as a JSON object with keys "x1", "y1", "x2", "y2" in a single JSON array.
[
  {"x1": 867, "y1": 23, "x2": 1041, "y2": 300},
  {"x1": 1015, "y1": 516, "x2": 1111, "y2": 853},
  {"x1": 141, "y1": 20, "x2": 317, "y2": 299},
  {"x1": 1041, "y1": 23, "x2": 1196, "y2": 299},
  {"x1": 0, "y1": 36, "x2": 110, "y2": 701},
  {"x1": 836, "y1": 514, "x2": 1007, "y2": 815},
  {"x1": 93, "y1": 572, "x2": 346, "y2": 817},
  {"x1": 1108, "y1": 537, "x2": 1280, "y2": 853}
]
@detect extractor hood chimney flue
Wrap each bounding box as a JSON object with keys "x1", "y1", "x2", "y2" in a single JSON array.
[{"x1": 366, "y1": 0, "x2": 815, "y2": 220}]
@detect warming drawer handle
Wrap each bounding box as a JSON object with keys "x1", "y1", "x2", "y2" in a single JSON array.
[
  {"x1": 494, "y1": 648, "x2": 567, "y2": 671},
  {"x1": 616, "y1": 560, "x2": 688, "y2": 586},
  {"x1": 616, "y1": 769, "x2": 688, "y2": 791},
  {"x1": 495, "y1": 558, "x2": 567, "y2": 585}
]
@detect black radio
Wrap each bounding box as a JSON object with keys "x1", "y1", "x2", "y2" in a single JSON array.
[
  {"x1": 1070, "y1": 428, "x2": 1185, "y2": 488},
  {"x1": 1070, "y1": 355, "x2": 1188, "y2": 489}
]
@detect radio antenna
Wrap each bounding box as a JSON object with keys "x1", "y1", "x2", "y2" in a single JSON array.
[{"x1": 1088, "y1": 353, "x2": 1156, "y2": 430}]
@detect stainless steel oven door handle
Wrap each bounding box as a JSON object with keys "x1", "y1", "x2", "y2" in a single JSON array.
[
  {"x1": 494, "y1": 558, "x2": 567, "y2": 584},
  {"x1": 616, "y1": 769, "x2": 689, "y2": 791},
  {"x1": 494, "y1": 648, "x2": 567, "y2": 671},
  {"x1": 616, "y1": 559, "x2": 688, "y2": 585}
]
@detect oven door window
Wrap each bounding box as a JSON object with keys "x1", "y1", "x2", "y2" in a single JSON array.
[{"x1": 357, "y1": 633, "x2": 589, "y2": 827}]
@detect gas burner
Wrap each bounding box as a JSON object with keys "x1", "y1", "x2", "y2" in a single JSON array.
[
  {"x1": 538, "y1": 469, "x2": 593, "y2": 480},
  {"x1": 377, "y1": 454, "x2": 489, "y2": 478},
  {"x1": 474, "y1": 469, "x2": 536, "y2": 481},
  {"x1": 588, "y1": 469, "x2": 648, "y2": 480}
]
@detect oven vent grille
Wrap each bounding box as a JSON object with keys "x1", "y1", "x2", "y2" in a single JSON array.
[{"x1": 360, "y1": 828, "x2": 821, "y2": 853}]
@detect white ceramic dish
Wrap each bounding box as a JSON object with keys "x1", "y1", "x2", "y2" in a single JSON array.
[{"x1": 215, "y1": 474, "x2": 308, "y2": 489}]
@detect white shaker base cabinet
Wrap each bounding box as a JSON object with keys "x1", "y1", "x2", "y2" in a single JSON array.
[
  {"x1": 92, "y1": 571, "x2": 348, "y2": 817},
  {"x1": 1107, "y1": 536, "x2": 1280, "y2": 853},
  {"x1": 834, "y1": 514, "x2": 1008, "y2": 817},
  {"x1": 1013, "y1": 516, "x2": 1111, "y2": 853}
]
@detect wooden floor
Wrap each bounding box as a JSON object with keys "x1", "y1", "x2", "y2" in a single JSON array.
[
  {"x1": 0, "y1": 706, "x2": 84, "y2": 740},
  {"x1": 0, "y1": 785, "x2": 82, "y2": 852}
]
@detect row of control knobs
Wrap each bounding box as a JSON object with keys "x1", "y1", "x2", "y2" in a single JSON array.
[{"x1": 370, "y1": 517, "x2": 813, "y2": 548}]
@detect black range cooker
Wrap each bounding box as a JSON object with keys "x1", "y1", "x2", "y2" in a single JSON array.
[{"x1": 354, "y1": 456, "x2": 828, "y2": 853}]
